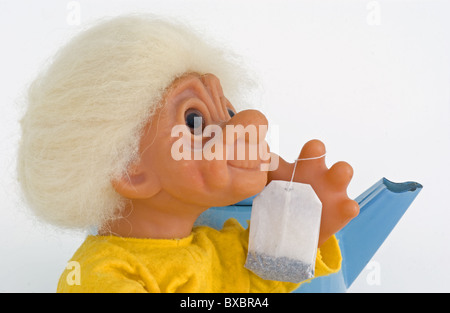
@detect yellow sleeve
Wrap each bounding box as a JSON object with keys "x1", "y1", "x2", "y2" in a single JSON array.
[
  {"x1": 314, "y1": 235, "x2": 342, "y2": 278},
  {"x1": 249, "y1": 235, "x2": 342, "y2": 293}
]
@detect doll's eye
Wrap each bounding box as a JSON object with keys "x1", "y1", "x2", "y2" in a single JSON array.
[
  {"x1": 227, "y1": 108, "x2": 235, "y2": 118},
  {"x1": 185, "y1": 109, "x2": 205, "y2": 134}
]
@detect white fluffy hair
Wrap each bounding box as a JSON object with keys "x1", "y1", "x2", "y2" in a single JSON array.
[{"x1": 17, "y1": 14, "x2": 253, "y2": 230}]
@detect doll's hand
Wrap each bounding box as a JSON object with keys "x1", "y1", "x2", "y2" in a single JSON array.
[{"x1": 267, "y1": 140, "x2": 359, "y2": 247}]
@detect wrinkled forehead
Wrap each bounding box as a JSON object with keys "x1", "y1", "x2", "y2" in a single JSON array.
[
  {"x1": 164, "y1": 73, "x2": 204, "y2": 104},
  {"x1": 162, "y1": 72, "x2": 235, "y2": 118},
  {"x1": 165, "y1": 72, "x2": 221, "y2": 98}
]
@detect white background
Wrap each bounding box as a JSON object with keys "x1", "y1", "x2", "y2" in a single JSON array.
[{"x1": 1, "y1": 0, "x2": 449, "y2": 292}]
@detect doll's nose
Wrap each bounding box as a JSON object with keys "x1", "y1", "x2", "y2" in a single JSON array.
[{"x1": 222, "y1": 109, "x2": 268, "y2": 144}]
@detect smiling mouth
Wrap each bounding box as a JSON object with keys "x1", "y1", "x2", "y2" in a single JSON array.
[{"x1": 227, "y1": 158, "x2": 262, "y2": 170}]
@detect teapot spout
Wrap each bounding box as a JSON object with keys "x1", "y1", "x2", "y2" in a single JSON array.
[{"x1": 337, "y1": 178, "x2": 422, "y2": 288}]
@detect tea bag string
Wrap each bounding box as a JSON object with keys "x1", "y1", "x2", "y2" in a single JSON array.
[{"x1": 288, "y1": 152, "x2": 327, "y2": 190}]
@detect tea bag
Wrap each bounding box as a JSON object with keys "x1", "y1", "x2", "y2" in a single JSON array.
[{"x1": 245, "y1": 157, "x2": 323, "y2": 283}]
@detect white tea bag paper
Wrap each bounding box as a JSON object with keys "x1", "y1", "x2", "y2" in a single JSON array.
[{"x1": 245, "y1": 180, "x2": 322, "y2": 283}]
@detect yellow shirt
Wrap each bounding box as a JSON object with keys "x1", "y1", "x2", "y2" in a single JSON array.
[{"x1": 57, "y1": 218, "x2": 341, "y2": 293}]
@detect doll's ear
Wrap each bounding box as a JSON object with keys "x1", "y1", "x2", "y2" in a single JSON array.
[{"x1": 111, "y1": 162, "x2": 161, "y2": 200}]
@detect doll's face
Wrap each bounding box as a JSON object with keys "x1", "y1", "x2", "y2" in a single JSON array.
[{"x1": 122, "y1": 73, "x2": 270, "y2": 208}]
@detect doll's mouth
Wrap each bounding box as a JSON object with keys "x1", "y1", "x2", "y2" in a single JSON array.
[
  {"x1": 225, "y1": 142, "x2": 269, "y2": 171},
  {"x1": 227, "y1": 159, "x2": 262, "y2": 170}
]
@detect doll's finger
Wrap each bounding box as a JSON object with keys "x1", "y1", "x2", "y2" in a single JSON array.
[
  {"x1": 298, "y1": 139, "x2": 326, "y2": 160},
  {"x1": 326, "y1": 161, "x2": 353, "y2": 191},
  {"x1": 318, "y1": 198, "x2": 359, "y2": 247},
  {"x1": 294, "y1": 139, "x2": 327, "y2": 180},
  {"x1": 323, "y1": 198, "x2": 360, "y2": 229},
  {"x1": 339, "y1": 198, "x2": 360, "y2": 221}
]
